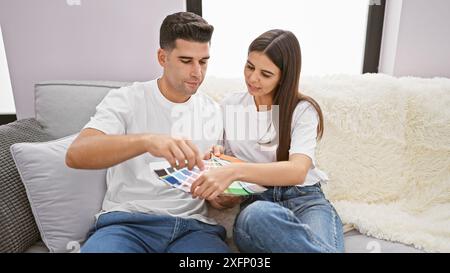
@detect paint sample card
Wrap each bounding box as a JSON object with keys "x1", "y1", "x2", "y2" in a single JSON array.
[{"x1": 149, "y1": 155, "x2": 267, "y2": 196}]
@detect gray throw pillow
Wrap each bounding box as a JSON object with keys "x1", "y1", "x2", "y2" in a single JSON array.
[
  {"x1": 0, "y1": 118, "x2": 53, "y2": 253},
  {"x1": 10, "y1": 134, "x2": 107, "y2": 252}
]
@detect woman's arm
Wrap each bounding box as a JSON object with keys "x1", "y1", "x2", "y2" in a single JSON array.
[
  {"x1": 232, "y1": 153, "x2": 311, "y2": 186},
  {"x1": 191, "y1": 153, "x2": 312, "y2": 200}
]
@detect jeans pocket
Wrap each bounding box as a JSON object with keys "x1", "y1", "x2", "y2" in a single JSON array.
[
  {"x1": 292, "y1": 184, "x2": 322, "y2": 196},
  {"x1": 93, "y1": 215, "x2": 101, "y2": 232}
]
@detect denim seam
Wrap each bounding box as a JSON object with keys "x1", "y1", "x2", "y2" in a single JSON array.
[
  {"x1": 330, "y1": 205, "x2": 342, "y2": 251},
  {"x1": 169, "y1": 217, "x2": 180, "y2": 243},
  {"x1": 331, "y1": 207, "x2": 338, "y2": 250}
]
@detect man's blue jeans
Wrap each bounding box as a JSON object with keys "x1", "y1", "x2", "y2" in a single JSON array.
[
  {"x1": 234, "y1": 183, "x2": 344, "y2": 253},
  {"x1": 81, "y1": 211, "x2": 230, "y2": 253}
]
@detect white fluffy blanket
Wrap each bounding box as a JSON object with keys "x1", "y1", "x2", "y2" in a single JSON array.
[{"x1": 200, "y1": 74, "x2": 450, "y2": 253}]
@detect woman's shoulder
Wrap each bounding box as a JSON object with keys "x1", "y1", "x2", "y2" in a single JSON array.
[
  {"x1": 220, "y1": 91, "x2": 251, "y2": 106},
  {"x1": 292, "y1": 99, "x2": 319, "y2": 122},
  {"x1": 295, "y1": 99, "x2": 316, "y2": 113}
]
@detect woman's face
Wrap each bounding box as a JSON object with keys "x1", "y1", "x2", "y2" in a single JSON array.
[{"x1": 244, "y1": 51, "x2": 281, "y2": 99}]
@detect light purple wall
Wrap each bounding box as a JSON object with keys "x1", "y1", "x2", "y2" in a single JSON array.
[
  {"x1": 379, "y1": 0, "x2": 450, "y2": 78},
  {"x1": 0, "y1": 0, "x2": 185, "y2": 119}
]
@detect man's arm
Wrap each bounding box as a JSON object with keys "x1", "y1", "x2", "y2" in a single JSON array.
[{"x1": 65, "y1": 128, "x2": 204, "y2": 170}]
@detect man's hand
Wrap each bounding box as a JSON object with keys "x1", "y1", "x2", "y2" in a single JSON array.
[
  {"x1": 145, "y1": 134, "x2": 204, "y2": 170},
  {"x1": 208, "y1": 195, "x2": 244, "y2": 210}
]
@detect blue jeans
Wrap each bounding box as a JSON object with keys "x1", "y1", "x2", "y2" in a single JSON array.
[
  {"x1": 234, "y1": 183, "x2": 344, "y2": 253},
  {"x1": 81, "y1": 211, "x2": 230, "y2": 253}
]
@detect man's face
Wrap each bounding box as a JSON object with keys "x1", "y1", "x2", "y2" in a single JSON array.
[{"x1": 158, "y1": 39, "x2": 210, "y2": 97}]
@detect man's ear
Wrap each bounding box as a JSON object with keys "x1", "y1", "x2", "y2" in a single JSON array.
[{"x1": 157, "y1": 48, "x2": 167, "y2": 67}]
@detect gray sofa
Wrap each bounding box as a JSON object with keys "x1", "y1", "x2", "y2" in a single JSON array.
[{"x1": 4, "y1": 80, "x2": 423, "y2": 253}]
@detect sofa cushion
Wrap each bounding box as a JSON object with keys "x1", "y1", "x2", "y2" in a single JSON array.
[
  {"x1": 24, "y1": 240, "x2": 49, "y2": 253},
  {"x1": 10, "y1": 134, "x2": 107, "y2": 252},
  {"x1": 35, "y1": 81, "x2": 131, "y2": 139},
  {"x1": 0, "y1": 118, "x2": 53, "y2": 252}
]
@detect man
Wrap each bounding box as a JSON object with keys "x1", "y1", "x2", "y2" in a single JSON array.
[{"x1": 66, "y1": 12, "x2": 229, "y2": 253}]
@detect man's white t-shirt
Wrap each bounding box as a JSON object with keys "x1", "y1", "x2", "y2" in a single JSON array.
[
  {"x1": 221, "y1": 91, "x2": 329, "y2": 187},
  {"x1": 83, "y1": 79, "x2": 223, "y2": 224}
]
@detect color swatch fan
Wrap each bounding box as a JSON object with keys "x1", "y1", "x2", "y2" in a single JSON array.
[{"x1": 150, "y1": 155, "x2": 267, "y2": 196}]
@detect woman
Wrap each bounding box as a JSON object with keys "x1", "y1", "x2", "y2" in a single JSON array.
[{"x1": 191, "y1": 29, "x2": 344, "y2": 253}]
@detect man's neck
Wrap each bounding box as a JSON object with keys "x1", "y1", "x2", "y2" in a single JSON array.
[{"x1": 157, "y1": 77, "x2": 190, "y2": 103}]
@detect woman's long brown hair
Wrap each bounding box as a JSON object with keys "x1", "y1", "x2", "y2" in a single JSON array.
[{"x1": 249, "y1": 29, "x2": 324, "y2": 161}]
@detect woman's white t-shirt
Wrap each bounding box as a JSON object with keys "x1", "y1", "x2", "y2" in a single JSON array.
[{"x1": 221, "y1": 91, "x2": 329, "y2": 187}]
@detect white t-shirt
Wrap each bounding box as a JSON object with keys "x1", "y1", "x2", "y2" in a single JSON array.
[
  {"x1": 83, "y1": 79, "x2": 223, "y2": 224},
  {"x1": 221, "y1": 91, "x2": 329, "y2": 187}
]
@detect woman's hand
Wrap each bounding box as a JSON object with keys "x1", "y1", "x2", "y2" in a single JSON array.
[
  {"x1": 191, "y1": 165, "x2": 237, "y2": 200},
  {"x1": 208, "y1": 195, "x2": 244, "y2": 210},
  {"x1": 203, "y1": 145, "x2": 224, "y2": 160}
]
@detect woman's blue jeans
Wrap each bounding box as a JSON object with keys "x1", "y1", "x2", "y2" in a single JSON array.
[{"x1": 234, "y1": 183, "x2": 344, "y2": 253}]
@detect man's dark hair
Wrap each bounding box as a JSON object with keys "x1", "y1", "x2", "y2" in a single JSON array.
[{"x1": 160, "y1": 12, "x2": 214, "y2": 50}]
